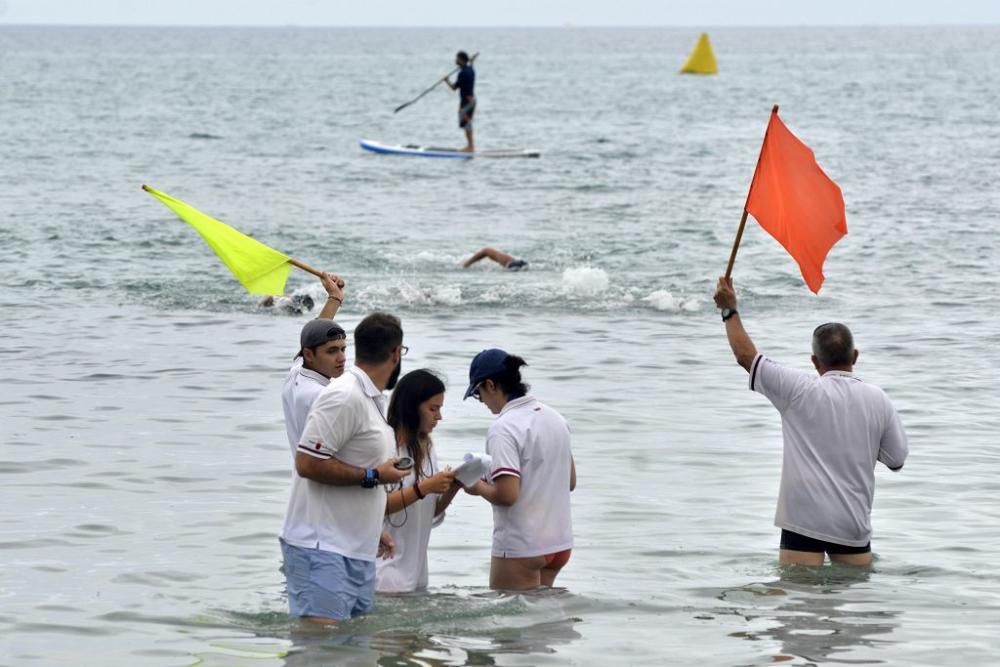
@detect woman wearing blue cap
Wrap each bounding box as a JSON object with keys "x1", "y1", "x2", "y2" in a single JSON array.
[{"x1": 463, "y1": 349, "x2": 576, "y2": 590}]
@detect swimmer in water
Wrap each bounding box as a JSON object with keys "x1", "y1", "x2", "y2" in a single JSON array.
[
  {"x1": 259, "y1": 273, "x2": 345, "y2": 316},
  {"x1": 461, "y1": 248, "x2": 528, "y2": 271}
]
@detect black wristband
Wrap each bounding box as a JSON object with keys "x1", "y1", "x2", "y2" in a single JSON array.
[{"x1": 361, "y1": 468, "x2": 379, "y2": 488}]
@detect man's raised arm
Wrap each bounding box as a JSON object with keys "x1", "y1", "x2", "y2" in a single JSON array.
[{"x1": 714, "y1": 276, "x2": 758, "y2": 372}]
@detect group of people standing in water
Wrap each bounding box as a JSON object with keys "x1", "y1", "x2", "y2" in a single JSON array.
[
  {"x1": 275, "y1": 259, "x2": 910, "y2": 626},
  {"x1": 277, "y1": 272, "x2": 575, "y2": 625}
]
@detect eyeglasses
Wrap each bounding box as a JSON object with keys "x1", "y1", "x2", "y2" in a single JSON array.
[
  {"x1": 399, "y1": 345, "x2": 409, "y2": 357},
  {"x1": 471, "y1": 381, "x2": 483, "y2": 401}
]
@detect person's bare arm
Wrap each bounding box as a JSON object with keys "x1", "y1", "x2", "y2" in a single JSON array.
[
  {"x1": 569, "y1": 456, "x2": 576, "y2": 492},
  {"x1": 714, "y1": 276, "x2": 758, "y2": 372},
  {"x1": 296, "y1": 452, "x2": 407, "y2": 486},
  {"x1": 383, "y1": 469, "x2": 455, "y2": 514},
  {"x1": 434, "y1": 482, "x2": 462, "y2": 516},
  {"x1": 316, "y1": 273, "x2": 345, "y2": 319},
  {"x1": 465, "y1": 475, "x2": 520, "y2": 507},
  {"x1": 463, "y1": 247, "x2": 513, "y2": 268}
]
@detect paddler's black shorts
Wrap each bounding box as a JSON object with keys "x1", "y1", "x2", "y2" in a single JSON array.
[
  {"x1": 459, "y1": 96, "x2": 476, "y2": 129},
  {"x1": 780, "y1": 529, "x2": 870, "y2": 554}
]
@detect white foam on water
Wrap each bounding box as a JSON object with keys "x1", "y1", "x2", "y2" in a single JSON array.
[
  {"x1": 431, "y1": 286, "x2": 463, "y2": 306},
  {"x1": 561, "y1": 266, "x2": 609, "y2": 297},
  {"x1": 355, "y1": 282, "x2": 464, "y2": 307},
  {"x1": 383, "y1": 249, "x2": 466, "y2": 266},
  {"x1": 642, "y1": 289, "x2": 702, "y2": 312}
]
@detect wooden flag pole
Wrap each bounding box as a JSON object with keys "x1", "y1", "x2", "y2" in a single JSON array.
[
  {"x1": 725, "y1": 104, "x2": 779, "y2": 280},
  {"x1": 288, "y1": 257, "x2": 324, "y2": 279},
  {"x1": 724, "y1": 208, "x2": 750, "y2": 280},
  {"x1": 288, "y1": 258, "x2": 345, "y2": 289}
]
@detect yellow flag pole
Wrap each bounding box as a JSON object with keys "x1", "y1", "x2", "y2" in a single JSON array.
[
  {"x1": 288, "y1": 258, "x2": 324, "y2": 279},
  {"x1": 725, "y1": 104, "x2": 779, "y2": 280}
]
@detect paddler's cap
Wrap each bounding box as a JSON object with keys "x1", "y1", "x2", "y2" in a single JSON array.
[
  {"x1": 464, "y1": 348, "x2": 510, "y2": 400},
  {"x1": 299, "y1": 319, "x2": 346, "y2": 356}
]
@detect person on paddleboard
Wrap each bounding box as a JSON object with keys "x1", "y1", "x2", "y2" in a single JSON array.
[
  {"x1": 714, "y1": 277, "x2": 909, "y2": 567},
  {"x1": 445, "y1": 51, "x2": 476, "y2": 152}
]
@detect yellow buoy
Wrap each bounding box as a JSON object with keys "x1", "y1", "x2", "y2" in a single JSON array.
[{"x1": 680, "y1": 33, "x2": 718, "y2": 75}]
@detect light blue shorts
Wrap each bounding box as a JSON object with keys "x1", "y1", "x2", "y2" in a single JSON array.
[{"x1": 280, "y1": 539, "x2": 376, "y2": 621}]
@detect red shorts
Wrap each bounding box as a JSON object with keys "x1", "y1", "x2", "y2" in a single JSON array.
[{"x1": 543, "y1": 549, "x2": 572, "y2": 569}]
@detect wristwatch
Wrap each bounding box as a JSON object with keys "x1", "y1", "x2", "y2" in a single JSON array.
[
  {"x1": 361, "y1": 468, "x2": 380, "y2": 488},
  {"x1": 721, "y1": 307, "x2": 738, "y2": 322}
]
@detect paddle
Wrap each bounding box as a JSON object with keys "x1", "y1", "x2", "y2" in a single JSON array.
[{"x1": 393, "y1": 52, "x2": 479, "y2": 114}]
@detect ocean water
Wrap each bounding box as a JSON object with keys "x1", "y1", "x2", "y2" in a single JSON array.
[{"x1": 1, "y1": 25, "x2": 999, "y2": 666}]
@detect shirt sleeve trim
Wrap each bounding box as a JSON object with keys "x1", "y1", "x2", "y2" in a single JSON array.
[
  {"x1": 491, "y1": 467, "x2": 521, "y2": 480},
  {"x1": 749, "y1": 354, "x2": 764, "y2": 392},
  {"x1": 297, "y1": 445, "x2": 332, "y2": 460}
]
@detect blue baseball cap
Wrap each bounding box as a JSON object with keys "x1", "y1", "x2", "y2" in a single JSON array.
[{"x1": 464, "y1": 348, "x2": 511, "y2": 399}]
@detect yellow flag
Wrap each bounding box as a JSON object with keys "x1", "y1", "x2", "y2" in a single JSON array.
[
  {"x1": 680, "y1": 33, "x2": 718, "y2": 75},
  {"x1": 143, "y1": 185, "x2": 292, "y2": 295}
]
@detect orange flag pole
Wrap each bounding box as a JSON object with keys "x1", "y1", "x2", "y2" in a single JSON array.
[{"x1": 725, "y1": 104, "x2": 779, "y2": 280}]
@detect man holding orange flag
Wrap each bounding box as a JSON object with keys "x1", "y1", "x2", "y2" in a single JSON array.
[
  {"x1": 726, "y1": 106, "x2": 847, "y2": 294},
  {"x1": 713, "y1": 277, "x2": 908, "y2": 566}
]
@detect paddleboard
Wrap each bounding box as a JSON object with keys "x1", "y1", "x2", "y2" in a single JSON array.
[{"x1": 360, "y1": 140, "x2": 540, "y2": 159}]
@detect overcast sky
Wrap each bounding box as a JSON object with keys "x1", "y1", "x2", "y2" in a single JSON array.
[{"x1": 1, "y1": 0, "x2": 999, "y2": 27}]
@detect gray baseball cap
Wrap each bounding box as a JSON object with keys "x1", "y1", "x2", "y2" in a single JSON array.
[{"x1": 299, "y1": 319, "x2": 346, "y2": 356}]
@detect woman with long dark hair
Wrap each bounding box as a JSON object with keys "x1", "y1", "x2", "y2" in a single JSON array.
[{"x1": 377, "y1": 369, "x2": 460, "y2": 592}]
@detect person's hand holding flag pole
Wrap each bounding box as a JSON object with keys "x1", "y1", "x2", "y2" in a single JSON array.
[
  {"x1": 725, "y1": 105, "x2": 847, "y2": 294},
  {"x1": 142, "y1": 184, "x2": 342, "y2": 296}
]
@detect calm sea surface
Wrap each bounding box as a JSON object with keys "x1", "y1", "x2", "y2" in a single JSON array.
[{"x1": 1, "y1": 25, "x2": 999, "y2": 666}]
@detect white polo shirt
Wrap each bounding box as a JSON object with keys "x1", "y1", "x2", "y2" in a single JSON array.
[
  {"x1": 281, "y1": 359, "x2": 329, "y2": 459},
  {"x1": 750, "y1": 353, "x2": 909, "y2": 546},
  {"x1": 376, "y1": 446, "x2": 444, "y2": 593},
  {"x1": 486, "y1": 396, "x2": 574, "y2": 558},
  {"x1": 280, "y1": 366, "x2": 394, "y2": 561}
]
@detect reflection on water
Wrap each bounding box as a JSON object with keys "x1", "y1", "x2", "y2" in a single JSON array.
[
  {"x1": 716, "y1": 566, "x2": 898, "y2": 665},
  {"x1": 192, "y1": 589, "x2": 583, "y2": 666}
]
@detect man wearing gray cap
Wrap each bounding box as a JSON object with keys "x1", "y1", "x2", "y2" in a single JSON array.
[
  {"x1": 280, "y1": 273, "x2": 346, "y2": 460},
  {"x1": 281, "y1": 318, "x2": 348, "y2": 460}
]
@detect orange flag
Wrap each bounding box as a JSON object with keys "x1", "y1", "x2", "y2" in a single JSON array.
[{"x1": 745, "y1": 107, "x2": 847, "y2": 293}]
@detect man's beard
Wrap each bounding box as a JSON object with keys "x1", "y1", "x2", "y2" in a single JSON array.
[{"x1": 386, "y1": 359, "x2": 402, "y2": 390}]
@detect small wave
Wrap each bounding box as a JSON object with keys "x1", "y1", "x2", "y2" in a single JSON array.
[
  {"x1": 355, "y1": 283, "x2": 464, "y2": 307},
  {"x1": 188, "y1": 132, "x2": 223, "y2": 140},
  {"x1": 561, "y1": 266, "x2": 609, "y2": 297},
  {"x1": 642, "y1": 290, "x2": 702, "y2": 313},
  {"x1": 382, "y1": 250, "x2": 466, "y2": 267}
]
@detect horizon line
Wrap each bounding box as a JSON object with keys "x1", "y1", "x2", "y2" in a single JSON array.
[{"x1": 2, "y1": 21, "x2": 999, "y2": 29}]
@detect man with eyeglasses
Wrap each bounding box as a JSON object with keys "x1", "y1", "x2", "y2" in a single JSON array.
[
  {"x1": 714, "y1": 277, "x2": 908, "y2": 567},
  {"x1": 280, "y1": 312, "x2": 410, "y2": 624}
]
